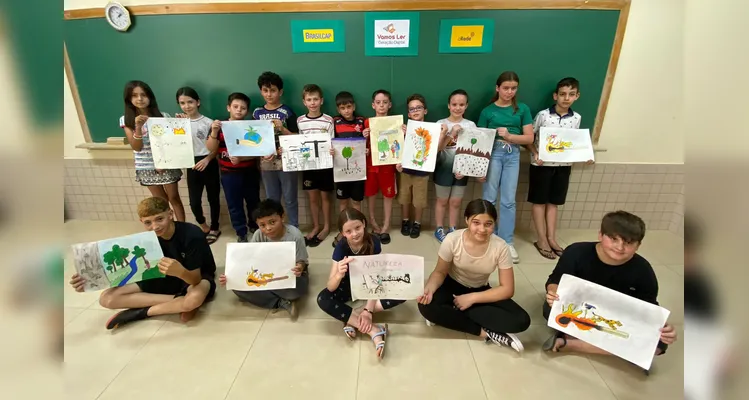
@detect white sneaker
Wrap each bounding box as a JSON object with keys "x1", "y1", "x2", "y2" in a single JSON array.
[{"x1": 508, "y1": 244, "x2": 520, "y2": 264}]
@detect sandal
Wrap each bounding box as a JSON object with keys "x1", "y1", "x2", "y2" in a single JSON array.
[
  {"x1": 550, "y1": 246, "x2": 564, "y2": 257},
  {"x1": 206, "y1": 230, "x2": 221, "y2": 245},
  {"x1": 371, "y1": 323, "x2": 388, "y2": 359},
  {"x1": 534, "y1": 242, "x2": 556, "y2": 260},
  {"x1": 542, "y1": 331, "x2": 567, "y2": 352},
  {"x1": 306, "y1": 236, "x2": 322, "y2": 248},
  {"x1": 343, "y1": 325, "x2": 357, "y2": 341}
]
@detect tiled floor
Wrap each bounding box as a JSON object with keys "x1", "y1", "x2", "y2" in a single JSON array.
[{"x1": 64, "y1": 220, "x2": 684, "y2": 400}]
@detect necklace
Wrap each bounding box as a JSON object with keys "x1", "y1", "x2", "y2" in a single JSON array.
[{"x1": 350, "y1": 244, "x2": 363, "y2": 255}]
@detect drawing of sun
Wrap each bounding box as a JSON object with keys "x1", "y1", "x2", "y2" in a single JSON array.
[
  {"x1": 150, "y1": 124, "x2": 165, "y2": 137},
  {"x1": 238, "y1": 126, "x2": 263, "y2": 147},
  {"x1": 173, "y1": 127, "x2": 186, "y2": 135}
]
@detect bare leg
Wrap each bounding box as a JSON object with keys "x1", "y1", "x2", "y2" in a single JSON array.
[
  {"x1": 351, "y1": 200, "x2": 362, "y2": 212},
  {"x1": 554, "y1": 334, "x2": 663, "y2": 356},
  {"x1": 318, "y1": 191, "x2": 332, "y2": 240},
  {"x1": 368, "y1": 196, "x2": 381, "y2": 232},
  {"x1": 381, "y1": 197, "x2": 393, "y2": 234},
  {"x1": 339, "y1": 198, "x2": 350, "y2": 213},
  {"x1": 532, "y1": 204, "x2": 551, "y2": 249},
  {"x1": 414, "y1": 206, "x2": 424, "y2": 224},
  {"x1": 99, "y1": 284, "x2": 176, "y2": 310},
  {"x1": 545, "y1": 204, "x2": 562, "y2": 251},
  {"x1": 164, "y1": 182, "x2": 186, "y2": 222},
  {"x1": 434, "y1": 197, "x2": 448, "y2": 228},
  {"x1": 146, "y1": 185, "x2": 168, "y2": 200},
  {"x1": 306, "y1": 189, "x2": 321, "y2": 240},
  {"x1": 448, "y1": 197, "x2": 462, "y2": 228},
  {"x1": 401, "y1": 204, "x2": 410, "y2": 222},
  {"x1": 147, "y1": 280, "x2": 210, "y2": 322},
  {"x1": 346, "y1": 307, "x2": 386, "y2": 356}
]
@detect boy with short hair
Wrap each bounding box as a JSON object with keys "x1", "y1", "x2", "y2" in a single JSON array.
[
  {"x1": 206, "y1": 92, "x2": 261, "y2": 242},
  {"x1": 68, "y1": 197, "x2": 217, "y2": 329},
  {"x1": 253, "y1": 71, "x2": 300, "y2": 228},
  {"x1": 527, "y1": 77, "x2": 592, "y2": 259},
  {"x1": 331, "y1": 91, "x2": 366, "y2": 214},
  {"x1": 297, "y1": 84, "x2": 335, "y2": 247},
  {"x1": 219, "y1": 199, "x2": 309, "y2": 320},
  {"x1": 362, "y1": 89, "x2": 397, "y2": 244},
  {"x1": 397, "y1": 94, "x2": 446, "y2": 238},
  {"x1": 542, "y1": 211, "x2": 677, "y2": 356}
]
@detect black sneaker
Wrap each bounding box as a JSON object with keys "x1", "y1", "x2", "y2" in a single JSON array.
[
  {"x1": 401, "y1": 219, "x2": 411, "y2": 236},
  {"x1": 484, "y1": 329, "x2": 524, "y2": 353},
  {"x1": 410, "y1": 222, "x2": 421, "y2": 239},
  {"x1": 278, "y1": 299, "x2": 298, "y2": 321},
  {"x1": 105, "y1": 307, "x2": 150, "y2": 330},
  {"x1": 237, "y1": 234, "x2": 249, "y2": 243}
]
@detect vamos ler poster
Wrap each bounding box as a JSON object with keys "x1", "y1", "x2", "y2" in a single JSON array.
[{"x1": 365, "y1": 12, "x2": 420, "y2": 56}]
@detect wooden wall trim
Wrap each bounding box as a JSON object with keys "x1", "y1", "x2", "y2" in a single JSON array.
[
  {"x1": 64, "y1": 0, "x2": 629, "y2": 20},
  {"x1": 64, "y1": 43, "x2": 92, "y2": 143}
]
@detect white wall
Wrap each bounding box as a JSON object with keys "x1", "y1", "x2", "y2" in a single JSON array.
[{"x1": 64, "y1": 0, "x2": 685, "y2": 163}]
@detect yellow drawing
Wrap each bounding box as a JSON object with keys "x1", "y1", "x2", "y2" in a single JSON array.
[
  {"x1": 246, "y1": 268, "x2": 290, "y2": 287},
  {"x1": 173, "y1": 127, "x2": 186, "y2": 135},
  {"x1": 383, "y1": 23, "x2": 396, "y2": 33},
  {"x1": 546, "y1": 134, "x2": 572, "y2": 153},
  {"x1": 150, "y1": 124, "x2": 165, "y2": 137}
]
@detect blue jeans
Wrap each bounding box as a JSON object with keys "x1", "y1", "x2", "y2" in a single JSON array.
[
  {"x1": 482, "y1": 141, "x2": 520, "y2": 244},
  {"x1": 220, "y1": 167, "x2": 261, "y2": 238},
  {"x1": 261, "y1": 170, "x2": 299, "y2": 227}
]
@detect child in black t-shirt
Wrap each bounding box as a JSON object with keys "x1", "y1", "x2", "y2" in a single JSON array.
[{"x1": 542, "y1": 211, "x2": 677, "y2": 357}]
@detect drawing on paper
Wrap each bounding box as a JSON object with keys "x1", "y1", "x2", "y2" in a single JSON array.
[
  {"x1": 452, "y1": 127, "x2": 495, "y2": 177},
  {"x1": 279, "y1": 134, "x2": 333, "y2": 172},
  {"x1": 369, "y1": 115, "x2": 404, "y2": 166},
  {"x1": 332, "y1": 138, "x2": 366, "y2": 182},
  {"x1": 224, "y1": 242, "x2": 296, "y2": 291},
  {"x1": 146, "y1": 118, "x2": 196, "y2": 169},
  {"x1": 349, "y1": 254, "x2": 424, "y2": 300},
  {"x1": 401, "y1": 120, "x2": 441, "y2": 172},
  {"x1": 554, "y1": 303, "x2": 630, "y2": 338},
  {"x1": 221, "y1": 120, "x2": 276, "y2": 157},
  {"x1": 538, "y1": 127, "x2": 595, "y2": 163},
  {"x1": 72, "y1": 231, "x2": 165, "y2": 292}
]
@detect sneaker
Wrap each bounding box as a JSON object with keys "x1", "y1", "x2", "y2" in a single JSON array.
[
  {"x1": 237, "y1": 234, "x2": 249, "y2": 243},
  {"x1": 447, "y1": 226, "x2": 456, "y2": 234},
  {"x1": 508, "y1": 244, "x2": 520, "y2": 264},
  {"x1": 410, "y1": 222, "x2": 421, "y2": 239},
  {"x1": 434, "y1": 227, "x2": 446, "y2": 242},
  {"x1": 105, "y1": 307, "x2": 150, "y2": 330},
  {"x1": 485, "y1": 329, "x2": 524, "y2": 353},
  {"x1": 401, "y1": 219, "x2": 411, "y2": 236},
  {"x1": 278, "y1": 299, "x2": 298, "y2": 321}
]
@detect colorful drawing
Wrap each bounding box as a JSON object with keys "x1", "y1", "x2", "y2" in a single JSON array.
[
  {"x1": 72, "y1": 231, "x2": 165, "y2": 292},
  {"x1": 538, "y1": 127, "x2": 595, "y2": 163},
  {"x1": 452, "y1": 127, "x2": 495, "y2": 177},
  {"x1": 332, "y1": 137, "x2": 366, "y2": 182},
  {"x1": 349, "y1": 254, "x2": 424, "y2": 300},
  {"x1": 369, "y1": 115, "x2": 404, "y2": 166},
  {"x1": 146, "y1": 117, "x2": 196, "y2": 169},
  {"x1": 279, "y1": 134, "x2": 333, "y2": 172},
  {"x1": 221, "y1": 120, "x2": 276, "y2": 157},
  {"x1": 224, "y1": 242, "x2": 296, "y2": 291},
  {"x1": 401, "y1": 120, "x2": 441, "y2": 172},
  {"x1": 548, "y1": 274, "x2": 671, "y2": 370}
]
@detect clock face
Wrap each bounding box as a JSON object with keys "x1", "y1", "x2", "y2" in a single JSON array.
[{"x1": 105, "y1": 3, "x2": 130, "y2": 31}]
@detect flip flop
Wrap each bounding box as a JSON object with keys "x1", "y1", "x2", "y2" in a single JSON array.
[
  {"x1": 206, "y1": 230, "x2": 221, "y2": 245},
  {"x1": 542, "y1": 331, "x2": 567, "y2": 352},
  {"x1": 551, "y1": 247, "x2": 564, "y2": 257},
  {"x1": 533, "y1": 242, "x2": 557, "y2": 260}
]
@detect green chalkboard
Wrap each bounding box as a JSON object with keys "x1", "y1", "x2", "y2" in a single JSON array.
[{"x1": 65, "y1": 10, "x2": 618, "y2": 143}]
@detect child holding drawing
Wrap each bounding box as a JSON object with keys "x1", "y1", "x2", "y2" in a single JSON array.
[
  {"x1": 120, "y1": 80, "x2": 185, "y2": 222},
  {"x1": 526, "y1": 77, "x2": 591, "y2": 260},
  {"x1": 253, "y1": 71, "x2": 300, "y2": 228},
  {"x1": 174, "y1": 87, "x2": 222, "y2": 244},
  {"x1": 297, "y1": 84, "x2": 335, "y2": 247},
  {"x1": 331, "y1": 91, "x2": 367, "y2": 217},
  {"x1": 433, "y1": 89, "x2": 477, "y2": 243},
  {"x1": 418, "y1": 199, "x2": 530, "y2": 353},
  {"x1": 478, "y1": 71, "x2": 534, "y2": 264},
  {"x1": 219, "y1": 199, "x2": 308, "y2": 320},
  {"x1": 317, "y1": 208, "x2": 405, "y2": 359}
]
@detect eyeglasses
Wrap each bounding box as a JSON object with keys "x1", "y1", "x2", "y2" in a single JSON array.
[{"x1": 408, "y1": 106, "x2": 425, "y2": 113}]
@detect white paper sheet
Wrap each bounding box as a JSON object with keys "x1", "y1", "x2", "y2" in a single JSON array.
[
  {"x1": 279, "y1": 134, "x2": 333, "y2": 171},
  {"x1": 147, "y1": 118, "x2": 196, "y2": 169},
  {"x1": 349, "y1": 254, "x2": 424, "y2": 300},
  {"x1": 332, "y1": 137, "x2": 367, "y2": 182},
  {"x1": 224, "y1": 242, "x2": 296, "y2": 291},
  {"x1": 548, "y1": 274, "x2": 670, "y2": 370},
  {"x1": 401, "y1": 120, "x2": 441, "y2": 172},
  {"x1": 538, "y1": 127, "x2": 595, "y2": 163},
  {"x1": 452, "y1": 127, "x2": 495, "y2": 177},
  {"x1": 221, "y1": 120, "x2": 276, "y2": 157},
  {"x1": 369, "y1": 115, "x2": 404, "y2": 166}
]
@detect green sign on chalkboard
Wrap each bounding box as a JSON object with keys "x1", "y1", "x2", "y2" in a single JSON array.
[{"x1": 290, "y1": 20, "x2": 346, "y2": 53}]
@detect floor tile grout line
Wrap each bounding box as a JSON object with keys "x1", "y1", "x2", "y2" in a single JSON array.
[
  {"x1": 585, "y1": 356, "x2": 620, "y2": 400},
  {"x1": 465, "y1": 334, "x2": 491, "y2": 400},
  {"x1": 354, "y1": 334, "x2": 363, "y2": 400},
  {"x1": 222, "y1": 311, "x2": 269, "y2": 400},
  {"x1": 94, "y1": 317, "x2": 169, "y2": 400}
]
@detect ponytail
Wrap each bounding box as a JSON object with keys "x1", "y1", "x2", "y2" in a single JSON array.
[{"x1": 492, "y1": 71, "x2": 520, "y2": 114}]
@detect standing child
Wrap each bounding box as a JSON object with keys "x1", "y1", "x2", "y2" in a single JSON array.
[
  {"x1": 175, "y1": 87, "x2": 221, "y2": 244},
  {"x1": 206, "y1": 92, "x2": 261, "y2": 242},
  {"x1": 253, "y1": 71, "x2": 300, "y2": 227},
  {"x1": 396, "y1": 94, "x2": 446, "y2": 239},
  {"x1": 331, "y1": 91, "x2": 366, "y2": 217},
  {"x1": 297, "y1": 84, "x2": 335, "y2": 247},
  {"x1": 362, "y1": 89, "x2": 398, "y2": 244},
  {"x1": 219, "y1": 199, "x2": 308, "y2": 320},
  {"x1": 120, "y1": 80, "x2": 186, "y2": 221},
  {"x1": 433, "y1": 89, "x2": 477, "y2": 242},
  {"x1": 317, "y1": 208, "x2": 404, "y2": 359},
  {"x1": 479, "y1": 71, "x2": 534, "y2": 263},
  {"x1": 527, "y1": 77, "x2": 591, "y2": 259}
]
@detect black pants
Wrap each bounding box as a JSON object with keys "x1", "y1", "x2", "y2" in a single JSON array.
[
  {"x1": 317, "y1": 273, "x2": 404, "y2": 323},
  {"x1": 418, "y1": 275, "x2": 531, "y2": 336},
  {"x1": 186, "y1": 157, "x2": 221, "y2": 231}
]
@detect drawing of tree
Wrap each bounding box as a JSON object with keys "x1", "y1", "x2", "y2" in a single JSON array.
[
  {"x1": 132, "y1": 246, "x2": 150, "y2": 269},
  {"x1": 342, "y1": 146, "x2": 353, "y2": 169},
  {"x1": 470, "y1": 138, "x2": 477, "y2": 152},
  {"x1": 111, "y1": 245, "x2": 131, "y2": 271},
  {"x1": 377, "y1": 138, "x2": 389, "y2": 159},
  {"x1": 103, "y1": 251, "x2": 117, "y2": 272}
]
